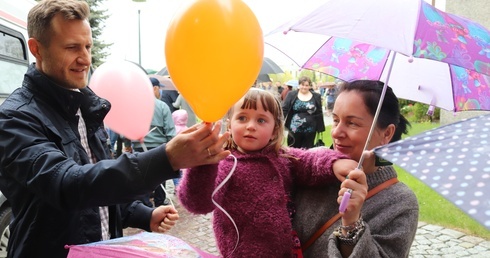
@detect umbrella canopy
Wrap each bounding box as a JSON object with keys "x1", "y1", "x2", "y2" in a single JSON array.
[
  {"x1": 266, "y1": 0, "x2": 490, "y2": 112},
  {"x1": 260, "y1": 57, "x2": 284, "y2": 75},
  {"x1": 374, "y1": 114, "x2": 490, "y2": 229},
  {"x1": 257, "y1": 74, "x2": 271, "y2": 82},
  {"x1": 149, "y1": 74, "x2": 177, "y2": 91},
  {"x1": 267, "y1": 32, "x2": 490, "y2": 112},
  {"x1": 157, "y1": 57, "x2": 284, "y2": 78},
  {"x1": 285, "y1": 79, "x2": 299, "y2": 88},
  {"x1": 157, "y1": 67, "x2": 169, "y2": 76},
  {"x1": 67, "y1": 232, "x2": 217, "y2": 257},
  {"x1": 277, "y1": 0, "x2": 490, "y2": 75}
]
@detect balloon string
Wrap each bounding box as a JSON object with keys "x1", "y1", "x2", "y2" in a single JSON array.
[
  {"x1": 160, "y1": 184, "x2": 175, "y2": 209},
  {"x1": 211, "y1": 154, "x2": 239, "y2": 257}
]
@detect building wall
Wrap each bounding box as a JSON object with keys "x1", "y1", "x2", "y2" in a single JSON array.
[
  {"x1": 446, "y1": 0, "x2": 490, "y2": 28},
  {"x1": 440, "y1": 0, "x2": 490, "y2": 124}
]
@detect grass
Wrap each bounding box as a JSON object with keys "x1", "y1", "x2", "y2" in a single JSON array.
[{"x1": 318, "y1": 122, "x2": 490, "y2": 240}]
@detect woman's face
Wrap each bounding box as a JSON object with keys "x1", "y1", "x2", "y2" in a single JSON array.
[
  {"x1": 331, "y1": 91, "x2": 389, "y2": 162},
  {"x1": 298, "y1": 81, "x2": 311, "y2": 94}
]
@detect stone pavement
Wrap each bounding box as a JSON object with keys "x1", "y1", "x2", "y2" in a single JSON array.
[{"x1": 124, "y1": 191, "x2": 490, "y2": 257}]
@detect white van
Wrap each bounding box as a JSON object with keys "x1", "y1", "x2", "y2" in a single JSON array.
[
  {"x1": 0, "y1": 0, "x2": 36, "y2": 256},
  {"x1": 0, "y1": 0, "x2": 36, "y2": 105}
]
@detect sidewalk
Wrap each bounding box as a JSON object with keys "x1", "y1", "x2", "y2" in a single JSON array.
[{"x1": 124, "y1": 192, "x2": 490, "y2": 257}]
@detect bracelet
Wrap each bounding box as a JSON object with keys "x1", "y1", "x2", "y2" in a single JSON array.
[
  {"x1": 339, "y1": 216, "x2": 364, "y2": 232},
  {"x1": 333, "y1": 217, "x2": 365, "y2": 246}
]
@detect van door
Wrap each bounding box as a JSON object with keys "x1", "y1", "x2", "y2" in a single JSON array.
[{"x1": 0, "y1": 24, "x2": 29, "y2": 104}]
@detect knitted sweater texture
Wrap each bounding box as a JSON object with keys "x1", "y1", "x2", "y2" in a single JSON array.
[
  {"x1": 293, "y1": 166, "x2": 419, "y2": 258},
  {"x1": 178, "y1": 146, "x2": 347, "y2": 257}
]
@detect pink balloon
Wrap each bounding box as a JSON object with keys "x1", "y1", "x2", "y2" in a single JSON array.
[{"x1": 89, "y1": 61, "x2": 154, "y2": 141}]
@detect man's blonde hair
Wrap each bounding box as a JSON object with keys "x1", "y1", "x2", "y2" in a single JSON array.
[{"x1": 28, "y1": 0, "x2": 90, "y2": 46}]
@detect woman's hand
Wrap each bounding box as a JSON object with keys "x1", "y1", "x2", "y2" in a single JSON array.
[{"x1": 337, "y1": 168, "x2": 368, "y2": 226}]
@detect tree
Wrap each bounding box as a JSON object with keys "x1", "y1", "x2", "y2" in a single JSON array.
[
  {"x1": 34, "y1": 0, "x2": 111, "y2": 68},
  {"x1": 86, "y1": 0, "x2": 112, "y2": 68}
]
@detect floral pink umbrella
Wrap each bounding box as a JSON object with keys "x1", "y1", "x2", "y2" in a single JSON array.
[
  {"x1": 67, "y1": 232, "x2": 217, "y2": 258},
  {"x1": 266, "y1": 0, "x2": 490, "y2": 112},
  {"x1": 277, "y1": 0, "x2": 490, "y2": 75},
  {"x1": 299, "y1": 36, "x2": 490, "y2": 112}
]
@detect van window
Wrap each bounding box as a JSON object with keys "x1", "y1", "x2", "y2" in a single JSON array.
[{"x1": 0, "y1": 24, "x2": 29, "y2": 98}]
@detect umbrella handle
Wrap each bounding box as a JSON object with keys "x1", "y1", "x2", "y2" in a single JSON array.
[{"x1": 339, "y1": 189, "x2": 352, "y2": 213}]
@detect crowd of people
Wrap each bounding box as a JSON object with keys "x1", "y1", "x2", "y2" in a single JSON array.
[{"x1": 0, "y1": 0, "x2": 419, "y2": 257}]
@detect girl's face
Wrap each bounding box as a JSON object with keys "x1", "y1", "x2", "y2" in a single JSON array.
[
  {"x1": 229, "y1": 98, "x2": 276, "y2": 153},
  {"x1": 331, "y1": 91, "x2": 388, "y2": 162}
]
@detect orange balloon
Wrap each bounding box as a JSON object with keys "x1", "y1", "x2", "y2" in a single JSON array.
[{"x1": 165, "y1": 0, "x2": 263, "y2": 122}]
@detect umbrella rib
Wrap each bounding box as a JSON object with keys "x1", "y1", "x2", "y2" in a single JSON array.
[
  {"x1": 265, "y1": 42, "x2": 303, "y2": 68},
  {"x1": 358, "y1": 52, "x2": 398, "y2": 169}
]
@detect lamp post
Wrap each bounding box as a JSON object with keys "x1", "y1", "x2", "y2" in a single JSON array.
[{"x1": 132, "y1": 0, "x2": 146, "y2": 65}]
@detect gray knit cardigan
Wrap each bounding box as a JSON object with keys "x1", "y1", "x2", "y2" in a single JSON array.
[{"x1": 293, "y1": 166, "x2": 419, "y2": 257}]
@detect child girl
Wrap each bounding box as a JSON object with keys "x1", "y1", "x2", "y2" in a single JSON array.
[
  {"x1": 171, "y1": 109, "x2": 189, "y2": 189},
  {"x1": 177, "y1": 89, "x2": 357, "y2": 257}
]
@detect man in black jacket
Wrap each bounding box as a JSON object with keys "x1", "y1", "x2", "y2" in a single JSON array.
[{"x1": 0, "y1": 1, "x2": 230, "y2": 257}]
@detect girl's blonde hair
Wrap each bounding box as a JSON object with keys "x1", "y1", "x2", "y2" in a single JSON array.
[{"x1": 225, "y1": 88, "x2": 285, "y2": 152}]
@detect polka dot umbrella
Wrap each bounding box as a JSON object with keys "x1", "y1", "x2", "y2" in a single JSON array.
[{"x1": 374, "y1": 114, "x2": 490, "y2": 230}]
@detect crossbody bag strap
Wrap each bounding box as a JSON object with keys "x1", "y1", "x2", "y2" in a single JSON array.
[{"x1": 301, "y1": 177, "x2": 399, "y2": 252}]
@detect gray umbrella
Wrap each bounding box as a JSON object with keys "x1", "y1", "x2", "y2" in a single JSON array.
[
  {"x1": 260, "y1": 57, "x2": 284, "y2": 75},
  {"x1": 158, "y1": 57, "x2": 284, "y2": 78},
  {"x1": 157, "y1": 67, "x2": 169, "y2": 76},
  {"x1": 374, "y1": 114, "x2": 490, "y2": 229}
]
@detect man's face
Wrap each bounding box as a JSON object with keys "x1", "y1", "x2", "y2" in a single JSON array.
[{"x1": 35, "y1": 14, "x2": 92, "y2": 89}]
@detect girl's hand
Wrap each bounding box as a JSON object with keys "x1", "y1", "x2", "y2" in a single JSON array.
[{"x1": 332, "y1": 158, "x2": 358, "y2": 182}]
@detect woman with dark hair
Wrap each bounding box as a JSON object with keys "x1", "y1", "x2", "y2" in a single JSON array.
[
  {"x1": 293, "y1": 80, "x2": 419, "y2": 257},
  {"x1": 283, "y1": 76, "x2": 325, "y2": 148}
]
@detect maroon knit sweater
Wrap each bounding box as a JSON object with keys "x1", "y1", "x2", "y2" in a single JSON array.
[{"x1": 177, "y1": 146, "x2": 347, "y2": 257}]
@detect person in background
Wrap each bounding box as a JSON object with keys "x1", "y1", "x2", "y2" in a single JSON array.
[
  {"x1": 0, "y1": 1, "x2": 229, "y2": 257},
  {"x1": 325, "y1": 83, "x2": 337, "y2": 116},
  {"x1": 280, "y1": 82, "x2": 292, "y2": 101},
  {"x1": 130, "y1": 77, "x2": 177, "y2": 207},
  {"x1": 283, "y1": 76, "x2": 325, "y2": 149},
  {"x1": 170, "y1": 109, "x2": 189, "y2": 191},
  {"x1": 160, "y1": 81, "x2": 179, "y2": 113},
  {"x1": 173, "y1": 94, "x2": 197, "y2": 127},
  {"x1": 276, "y1": 81, "x2": 284, "y2": 95},
  {"x1": 293, "y1": 80, "x2": 419, "y2": 257},
  {"x1": 105, "y1": 127, "x2": 118, "y2": 156},
  {"x1": 178, "y1": 88, "x2": 359, "y2": 257}
]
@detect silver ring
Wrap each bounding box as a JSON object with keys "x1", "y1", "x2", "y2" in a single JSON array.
[{"x1": 207, "y1": 148, "x2": 212, "y2": 157}]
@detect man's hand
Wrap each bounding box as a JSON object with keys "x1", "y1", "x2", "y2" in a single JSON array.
[
  {"x1": 166, "y1": 121, "x2": 230, "y2": 170},
  {"x1": 150, "y1": 205, "x2": 179, "y2": 233}
]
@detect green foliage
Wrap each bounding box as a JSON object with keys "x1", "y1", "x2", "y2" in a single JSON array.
[
  {"x1": 86, "y1": 0, "x2": 112, "y2": 68},
  {"x1": 269, "y1": 69, "x2": 336, "y2": 85},
  {"x1": 399, "y1": 100, "x2": 440, "y2": 123},
  {"x1": 397, "y1": 167, "x2": 490, "y2": 240}
]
